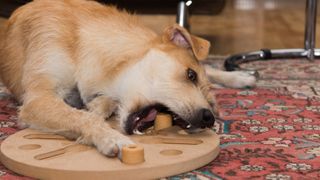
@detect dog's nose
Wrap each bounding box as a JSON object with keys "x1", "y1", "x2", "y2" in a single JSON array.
[{"x1": 200, "y1": 108, "x2": 215, "y2": 128}]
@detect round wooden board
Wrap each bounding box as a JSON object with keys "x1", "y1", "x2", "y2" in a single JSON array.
[{"x1": 0, "y1": 127, "x2": 220, "y2": 180}]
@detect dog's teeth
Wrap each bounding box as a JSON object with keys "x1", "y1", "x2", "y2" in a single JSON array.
[
  {"x1": 186, "y1": 124, "x2": 191, "y2": 129},
  {"x1": 133, "y1": 129, "x2": 144, "y2": 135},
  {"x1": 135, "y1": 117, "x2": 140, "y2": 121}
]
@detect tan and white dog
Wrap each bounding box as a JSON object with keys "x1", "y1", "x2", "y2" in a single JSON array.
[{"x1": 0, "y1": 0, "x2": 255, "y2": 157}]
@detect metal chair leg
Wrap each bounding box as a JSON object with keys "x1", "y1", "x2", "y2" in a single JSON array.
[
  {"x1": 176, "y1": 1, "x2": 190, "y2": 29},
  {"x1": 305, "y1": 0, "x2": 317, "y2": 60},
  {"x1": 224, "y1": 0, "x2": 318, "y2": 72}
]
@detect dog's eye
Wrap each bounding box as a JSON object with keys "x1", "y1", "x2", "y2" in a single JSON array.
[{"x1": 187, "y1": 68, "x2": 197, "y2": 83}]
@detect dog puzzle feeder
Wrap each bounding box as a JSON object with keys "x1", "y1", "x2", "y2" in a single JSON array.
[{"x1": 0, "y1": 127, "x2": 219, "y2": 179}]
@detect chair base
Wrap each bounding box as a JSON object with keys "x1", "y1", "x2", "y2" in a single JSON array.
[
  {"x1": 224, "y1": 48, "x2": 320, "y2": 72},
  {"x1": 224, "y1": 0, "x2": 318, "y2": 74}
]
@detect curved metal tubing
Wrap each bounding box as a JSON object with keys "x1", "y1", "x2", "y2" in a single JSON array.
[
  {"x1": 224, "y1": 49, "x2": 320, "y2": 72},
  {"x1": 224, "y1": 0, "x2": 318, "y2": 73}
]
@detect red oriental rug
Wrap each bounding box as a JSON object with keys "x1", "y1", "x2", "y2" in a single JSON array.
[{"x1": 0, "y1": 58, "x2": 320, "y2": 179}]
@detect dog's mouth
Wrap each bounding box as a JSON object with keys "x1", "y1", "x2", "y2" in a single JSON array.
[{"x1": 125, "y1": 103, "x2": 191, "y2": 135}]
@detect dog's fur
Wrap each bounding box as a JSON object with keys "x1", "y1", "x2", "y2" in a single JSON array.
[{"x1": 0, "y1": 0, "x2": 255, "y2": 157}]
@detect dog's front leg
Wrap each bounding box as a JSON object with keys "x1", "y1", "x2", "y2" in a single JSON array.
[
  {"x1": 86, "y1": 96, "x2": 118, "y2": 119},
  {"x1": 19, "y1": 84, "x2": 133, "y2": 157},
  {"x1": 204, "y1": 64, "x2": 257, "y2": 88}
]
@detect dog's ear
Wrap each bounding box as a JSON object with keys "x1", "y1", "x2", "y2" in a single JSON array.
[{"x1": 162, "y1": 24, "x2": 210, "y2": 61}]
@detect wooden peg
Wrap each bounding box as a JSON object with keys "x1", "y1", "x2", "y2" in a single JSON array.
[
  {"x1": 154, "y1": 113, "x2": 172, "y2": 131},
  {"x1": 121, "y1": 145, "x2": 144, "y2": 165}
]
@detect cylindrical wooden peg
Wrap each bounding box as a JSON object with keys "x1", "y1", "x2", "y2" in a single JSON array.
[
  {"x1": 121, "y1": 144, "x2": 145, "y2": 165},
  {"x1": 154, "y1": 113, "x2": 172, "y2": 131}
]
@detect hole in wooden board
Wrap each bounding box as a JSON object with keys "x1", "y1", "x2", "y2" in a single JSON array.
[
  {"x1": 33, "y1": 144, "x2": 91, "y2": 160},
  {"x1": 19, "y1": 144, "x2": 42, "y2": 150},
  {"x1": 140, "y1": 137, "x2": 203, "y2": 145},
  {"x1": 160, "y1": 149, "x2": 183, "y2": 156},
  {"x1": 127, "y1": 145, "x2": 137, "y2": 149},
  {"x1": 23, "y1": 134, "x2": 66, "y2": 140}
]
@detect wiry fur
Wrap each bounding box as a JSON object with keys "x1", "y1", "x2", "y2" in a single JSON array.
[{"x1": 0, "y1": 0, "x2": 256, "y2": 157}]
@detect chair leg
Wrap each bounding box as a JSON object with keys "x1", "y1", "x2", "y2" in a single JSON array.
[
  {"x1": 176, "y1": 1, "x2": 190, "y2": 29},
  {"x1": 304, "y1": 0, "x2": 318, "y2": 60},
  {"x1": 224, "y1": 0, "x2": 319, "y2": 72}
]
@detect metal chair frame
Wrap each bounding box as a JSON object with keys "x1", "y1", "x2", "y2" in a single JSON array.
[
  {"x1": 224, "y1": 0, "x2": 318, "y2": 73},
  {"x1": 176, "y1": 0, "x2": 318, "y2": 75}
]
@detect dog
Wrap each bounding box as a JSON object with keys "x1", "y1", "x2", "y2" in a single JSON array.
[{"x1": 0, "y1": 0, "x2": 256, "y2": 158}]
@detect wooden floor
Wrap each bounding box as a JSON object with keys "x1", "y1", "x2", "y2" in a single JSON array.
[{"x1": 1, "y1": 0, "x2": 320, "y2": 55}]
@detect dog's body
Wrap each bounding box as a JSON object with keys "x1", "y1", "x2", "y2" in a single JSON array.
[{"x1": 0, "y1": 0, "x2": 255, "y2": 157}]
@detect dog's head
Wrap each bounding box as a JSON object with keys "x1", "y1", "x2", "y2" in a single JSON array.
[{"x1": 116, "y1": 24, "x2": 215, "y2": 135}]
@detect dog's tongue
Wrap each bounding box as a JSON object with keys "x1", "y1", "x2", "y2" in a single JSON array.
[{"x1": 142, "y1": 109, "x2": 157, "y2": 122}]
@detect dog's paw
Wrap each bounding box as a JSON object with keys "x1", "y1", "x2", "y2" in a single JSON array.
[
  {"x1": 226, "y1": 71, "x2": 257, "y2": 88},
  {"x1": 94, "y1": 133, "x2": 134, "y2": 158}
]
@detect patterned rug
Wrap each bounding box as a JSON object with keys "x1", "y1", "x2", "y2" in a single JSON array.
[{"x1": 0, "y1": 58, "x2": 320, "y2": 179}]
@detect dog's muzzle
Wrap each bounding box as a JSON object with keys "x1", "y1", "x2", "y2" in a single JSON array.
[
  {"x1": 182, "y1": 108, "x2": 215, "y2": 133},
  {"x1": 198, "y1": 108, "x2": 215, "y2": 128},
  {"x1": 125, "y1": 103, "x2": 216, "y2": 135},
  {"x1": 185, "y1": 108, "x2": 215, "y2": 130}
]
